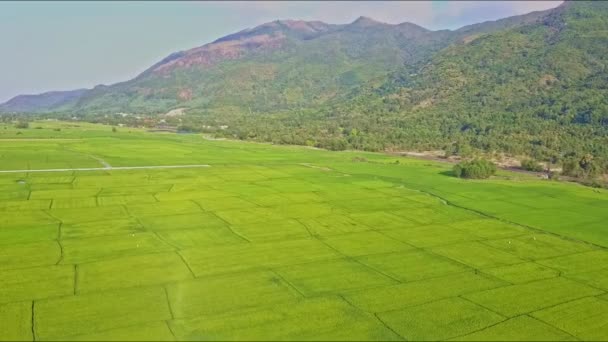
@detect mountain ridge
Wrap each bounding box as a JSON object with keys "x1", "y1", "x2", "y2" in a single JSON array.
[{"x1": 0, "y1": 6, "x2": 560, "y2": 113}]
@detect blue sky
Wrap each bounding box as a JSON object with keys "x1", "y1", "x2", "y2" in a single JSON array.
[{"x1": 0, "y1": 1, "x2": 563, "y2": 102}]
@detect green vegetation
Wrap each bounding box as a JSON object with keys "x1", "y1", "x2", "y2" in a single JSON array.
[
  {"x1": 14, "y1": 121, "x2": 29, "y2": 129},
  {"x1": 453, "y1": 159, "x2": 497, "y2": 179},
  {"x1": 520, "y1": 159, "x2": 544, "y2": 172},
  {"x1": 0, "y1": 121, "x2": 607, "y2": 340}
]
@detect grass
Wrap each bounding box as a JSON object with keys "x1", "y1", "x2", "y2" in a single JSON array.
[{"x1": 0, "y1": 120, "x2": 607, "y2": 340}]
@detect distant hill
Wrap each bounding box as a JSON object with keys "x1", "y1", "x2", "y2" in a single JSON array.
[{"x1": 0, "y1": 89, "x2": 87, "y2": 113}]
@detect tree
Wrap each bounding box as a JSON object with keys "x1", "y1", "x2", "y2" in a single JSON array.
[
  {"x1": 521, "y1": 159, "x2": 544, "y2": 172},
  {"x1": 14, "y1": 121, "x2": 29, "y2": 129},
  {"x1": 453, "y1": 159, "x2": 497, "y2": 179}
]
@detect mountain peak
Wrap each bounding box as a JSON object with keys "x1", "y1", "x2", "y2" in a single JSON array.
[{"x1": 351, "y1": 16, "x2": 387, "y2": 27}]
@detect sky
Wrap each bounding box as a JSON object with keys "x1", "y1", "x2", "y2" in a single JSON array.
[{"x1": 0, "y1": 1, "x2": 563, "y2": 103}]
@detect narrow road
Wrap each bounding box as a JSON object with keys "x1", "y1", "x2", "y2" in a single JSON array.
[
  {"x1": 89, "y1": 155, "x2": 112, "y2": 169},
  {"x1": 0, "y1": 164, "x2": 211, "y2": 173}
]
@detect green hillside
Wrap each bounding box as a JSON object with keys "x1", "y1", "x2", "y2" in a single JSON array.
[
  {"x1": 194, "y1": 1, "x2": 608, "y2": 176},
  {"x1": 58, "y1": 18, "x2": 453, "y2": 114}
]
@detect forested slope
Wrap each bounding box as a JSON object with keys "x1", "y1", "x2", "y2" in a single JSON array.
[{"x1": 200, "y1": 1, "x2": 607, "y2": 175}]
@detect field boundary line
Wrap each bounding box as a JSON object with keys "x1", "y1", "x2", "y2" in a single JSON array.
[
  {"x1": 0, "y1": 164, "x2": 211, "y2": 173},
  {"x1": 335, "y1": 294, "x2": 407, "y2": 340},
  {"x1": 372, "y1": 312, "x2": 408, "y2": 340},
  {"x1": 349, "y1": 170, "x2": 608, "y2": 251},
  {"x1": 31, "y1": 301, "x2": 36, "y2": 341},
  {"x1": 527, "y1": 314, "x2": 582, "y2": 341}
]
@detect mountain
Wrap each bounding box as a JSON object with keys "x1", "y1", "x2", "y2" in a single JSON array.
[
  {"x1": 248, "y1": 0, "x2": 606, "y2": 167},
  {"x1": 0, "y1": 8, "x2": 555, "y2": 114},
  {"x1": 58, "y1": 17, "x2": 453, "y2": 114},
  {"x1": 0, "y1": 89, "x2": 87, "y2": 113}
]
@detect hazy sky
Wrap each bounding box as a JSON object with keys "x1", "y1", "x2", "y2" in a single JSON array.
[{"x1": 0, "y1": 1, "x2": 563, "y2": 102}]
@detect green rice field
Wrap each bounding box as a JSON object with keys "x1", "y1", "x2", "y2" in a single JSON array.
[{"x1": 1, "y1": 121, "x2": 608, "y2": 341}]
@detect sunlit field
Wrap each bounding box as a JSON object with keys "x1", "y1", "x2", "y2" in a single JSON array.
[{"x1": 1, "y1": 121, "x2": 608, "y2": 341}]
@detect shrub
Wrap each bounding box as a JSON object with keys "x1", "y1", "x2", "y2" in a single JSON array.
[
  {"x1": 548, "y1": 171, "x2": 560, "y2": 180},
  {"x1": 14, "y1": 121, "x2": 29, "y2": 129},
  {"x1": 521, "y1": 159, "x2": 544, "y2": 172},
  {"x1": 453, "y1": 159, "x2": 497, "y2": 179},
  {"x1": 562, "y1": 154, "x2": 600, "y2": 178}
]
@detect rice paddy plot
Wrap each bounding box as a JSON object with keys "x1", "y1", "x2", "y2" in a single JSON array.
[
  {"x1": 229, "y1": 219, "x2": 310, "y2": 242},
  {"x1": 60, "y1": 232, "x2": 174, "y2": 264},
  {"x1": 0, "y1": 199, "x2": 52, "y2": 211},
  {"x1": 431, "y1": 241, "x2": 525, "y2": 269},
  {"x1": 137, "y1": 212, "x2": 228, "y2": 231},
  {"x1": 77, "y1": 252, "x2": 193, "y2": 294},
  {"x1": 96, "y1": 194, "x2": 158, "y2": 206},
  {"x1": 481, "y1": 262, "x2": 560, "y2": 284},
  {"x1": 391, "y1": 205, "x2": 483, "y2": 226},
  {"x1": 51, "y1": 197, "x2": 98, "y2": 209},
  {"x1": 126, "y1": 200, "x2": 203, "y2": 217},
  {"x1": 96, "y1": 184, "x2": 172, "y2": 196},
  {"x1": 300, "y1": 214, "x2": 371, "y2": 236},
  {"x1": 0, "y1": 223, "x2": 59, "y2": 245},
  {"x1": 536, "y1": 250, "x2": 608, "y2": 274},
  {"x1": 448, "y1": 219, "x2": 528, "y2": 239},
  {"x1": 61, "y1": 218, "x2": 144, "y2": 239},
  {"x1": 169, "y1": 296, "x2": 402, "y2": 341},
  {"x1": 178, "y1": 238, "x2": 341, "y2": 277},
  {"x1": 34, "y1": 286, "x2": 172, "y2": 340},
  {"x1": 193, "y1": 196, "x2": 258, "y2": 212},
  {"x1": 463, "y1": 277, "x2": 603, "y2": 317},
  {"x1": 273, "y1": 202, "x2": 339, "y2": 219},
  {"x1": 481, "y1": 233, "x2": 593, "y2": 261},
  {"x1": 156, "y1": 225, "x2": 246, "y2": 249},
  {"x1": 454, "y1": 315, "x2": 576, "y2": 341},
  {"x1": 275, "y1": 258, "x2": 398, "y2": 296},
  {"x1": 166, "y1": 270, "x2": 301, "y2": 318},
  {"x1": 347, "y1": 211, "x2": 420, "y2": 231},
  {"x1": 30, "y1": 188, "x2": 100, "y2": 200},
  {"x1": 531, "y1": 297, "x2": 608, "y2": 340},
  {"x1": 60, "y1": 321, "x2": 175, "y2": 342},
  {"x1": 356, "y1": 249, "x2": 472, "y2": 282},
  {"x1": 0, "y1": 241, "x2": 61, "y2": 270},
  {"x1": 320, "y1": 231, "x2": 413, "y2": 257},
  {"x1": 565, "y1": 267, "x2": 608, "y2": 291},
  {"x1": 382, "y1": 224, "x2": 481, "y2": 248},
  {"x1": 0, "y1": 301, "x2": 33, "y2": 340},
  {"x1": 377, "y1": 297, "x2": 506, "y2": 341},
  {"x1": 214, "y1": 207, "x2": 287, "y2": 225},
  {"x1": 49, "y1": 205, "x2": 130, "y2": 224},
  {"x1": 0, "y1": 265, "x2": 74, "y2": 304}
]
